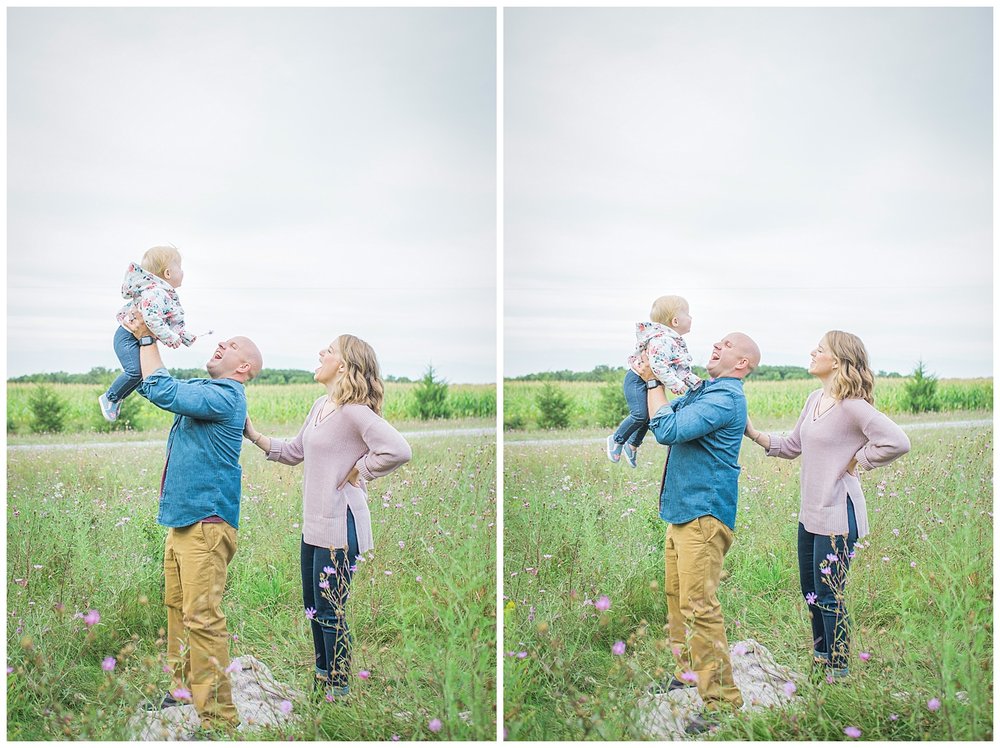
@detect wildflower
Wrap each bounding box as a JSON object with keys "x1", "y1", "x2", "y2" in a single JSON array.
[
  {"x1": 428, "y1": 718, "x2": 443, "y2": 733},
  {"x1": 305, "y1": 607, "x2": 317, "y2": 620},
  {"x1": 844, "y1": 726, "x2": 861, "y2": 738},
  {"x1": 391, "y1": 736, "x2": 400, "y2": 741},
  {"x1": 279, "y1": 700, "x2": 292, "y2": 715},
  {"x1": 859, "y1": 652, "x2": 871, "y2": 661},
  {"x1": 516, "y1": 651, "x2": 527, "y2": 659},
  {"x1": 826, "y1": 553, "x2": 838, "y2": 563},
  {"x1": 101, "y1": 656, "x2": 116, "y2": 672},
  {"x1": 680, "y1": 670, "x2": 697, "y2": 683},
  {"x1": 882, "y1": 556, "x2": 891, "y2": 562},
  {"x1": 783, "y1": 681, "x2": 796, "y2": 697},
  {"x1": 325, "y1": 693, "x2": 335, "y2": 703},
  {"x1": 225, "y1": 661, "x2": 241, "y2": 674},
  {"x1": 595, "y1": 595, "x2": 611, "y2": 612},
  {"x1": 358, "y1": 670, "x2": 370, "y2": 680},
  {"x1": 5, "y1": 666, "x2": 13, "y2": 674},
  {"x1": 323, "y1": 566, "x2": 335, "y2": 575},
  {"x1": 319, "y1": 580, "x2": 330, "y2": 590},
  {"x1": 399, "y1": 541, "x2": 405, "y2": 549},
  {"x1": 384, "y1": 571, "x2": 393, "y2": 576},
  {"x1": 611, "y1": 641, "x2": 626, "y2": 656},
  {"x1": 892, "y1": 528, "x2": 900, "y2": 536},
  {"x1": 910, "y1": 561, "x2": 917, "y2": 568},
  {"x1": 805, "y1": 593, "x2": 817, "y2": 605},
  {"x1": 927, "y1": 698, "x2": 941, "y2": 712},
  {"x1": 83, "y1": 610, "x2": 100, "y2": 627},
  {"x1": 889, "y1": 713, "x2": 898, "y2": 721},
  {"x1": 732, "y1": 643, "x2": 747, "y2": 656},
  {"x1": 172, "y1": 687, "x2": 192, "y2": 700},
  {"x1": 416, "y1": 576, "x2": 423, "y2": 583},
  {"x1": 820, "y1": 567, "x2": 832, "y2": 576}
]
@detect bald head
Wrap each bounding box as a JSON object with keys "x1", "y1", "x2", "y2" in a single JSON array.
[
  {"x1": 206, "y1": 336, "x2": 264, "y2": 383},
  {"x1": 706, "y1": 332, "x2": 761, "y2": 379},
  {"x1": 233, "y1": 336, "x2": 263, "y2": 382}
]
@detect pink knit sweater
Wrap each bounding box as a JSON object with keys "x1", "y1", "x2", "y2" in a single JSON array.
[
  {"x1": 266, "y1": 399, "x2": 412, "y2": 552},
  {"x1": 763, "y1": 389, "x2": 910, "y2": 539}
]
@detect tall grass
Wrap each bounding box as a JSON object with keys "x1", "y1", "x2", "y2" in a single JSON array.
[
  {"x1": 503, "y1": 422, "x2": 993, "y2": 740},
  {"x1": 6, "y1": 382, "x2": 496, "y2": 435},
  {"x1": 7, "y1": 431, "x2": 496, "y2": 740},
  {"x1": 503, "y1": 378, "x2": 993, "y2": 430}
]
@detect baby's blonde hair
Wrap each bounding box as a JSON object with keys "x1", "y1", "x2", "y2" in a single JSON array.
[
  {"x1": 141, "y1": 245, "x2": 182, "y2": 279},
  {"x1": 650, "y1": 295, "x2": 689, "y2": 327},
  {"x1": 824, "y1": 330, "x2": 875, "y2": 405},
  {"x1": 330, "y1": 334, "x2": 385, "y2": 416}
]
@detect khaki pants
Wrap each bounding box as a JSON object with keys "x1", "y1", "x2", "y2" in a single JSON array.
[
  {"x1": 164, "y1": 522, "x2": 240, "y2": 729},
  {"x1": 665, "y1": 516, "x2": 743, "y2": 711}
]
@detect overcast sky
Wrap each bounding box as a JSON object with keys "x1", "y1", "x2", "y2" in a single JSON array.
[
  {"x1": 505, "y1": 7, "x2": 992, "y2": 379},
  {"x1": 8, "y1": 8, "x2": 496, "y2": 383}
]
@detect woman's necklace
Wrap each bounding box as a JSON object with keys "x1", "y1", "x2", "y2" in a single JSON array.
[{"x1": 816, "y1": 392, "x2": 837, "y2": 417}]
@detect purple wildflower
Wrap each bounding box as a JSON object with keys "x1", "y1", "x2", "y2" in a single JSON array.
[
  {"x1": 611, "y1": 641, "x2": 626, "y2": 656},
  {"x1": 83, "y1": 610, "x2": 100, "y2": 627},
  {"x1": 844, "y1": 726, "x2": 861, "y2": 738},
  {"x1": 101, "y1": 657, "x2": 116, "y2": 672},
  {"x1": 428, "y1": 718, "x2": 443, "y2": 733},
  {"x1": 927, "y1": 698, "x2": 941, "y2": 712},
  {"x1": 595, "y1": 595, "x2": 611, "y2": 612}
]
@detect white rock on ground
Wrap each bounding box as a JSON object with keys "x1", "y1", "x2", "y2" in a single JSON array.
[
  {"x1": 635, "y1": 638, "x2": 803, "y2": 740},
  {"x1": 129, "y1": 655, "x2": 304, "y2": 741}
]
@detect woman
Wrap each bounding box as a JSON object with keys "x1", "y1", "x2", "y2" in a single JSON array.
[
  {"x1": 244, "y1": 334, "x2": 412, "y2": 697},
  {"x1": 744, "y1": 330, "x2": 909, "y2": 678}
]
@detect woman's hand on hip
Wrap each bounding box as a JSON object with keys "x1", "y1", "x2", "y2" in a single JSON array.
[{"x1": 338, "y1": 467, "x2": 361, "y2": 490}]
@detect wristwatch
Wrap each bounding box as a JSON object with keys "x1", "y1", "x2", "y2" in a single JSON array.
[
  {"x1": 138, "y1": 336, "x2": 155, "y2": 347},
  {"x1": 646, "y1": 379, "x2": 662, "y2": 390}
]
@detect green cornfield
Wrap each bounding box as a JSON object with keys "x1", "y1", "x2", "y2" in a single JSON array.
[
  {"x1": 6, "y1": 382, "x2": 496, "y2": 435},
  {"x1": 503, "y1": 378, "x2": 993, "y2": 430}
]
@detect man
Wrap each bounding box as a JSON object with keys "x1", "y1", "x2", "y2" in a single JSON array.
[
  {"x1": 637, "y1": 332, "x2": 761, "y2": 734},
  {"x1": 128, "y1": 317, "x2": 263, "y2": 734}
]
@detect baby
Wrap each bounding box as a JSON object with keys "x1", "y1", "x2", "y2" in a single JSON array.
[
  {"x1": 98, "y1": 245, "x2": 200, "y2": 422},
  {"x1": 607, "y1": 295, "x2": 701, "y2": 468}
]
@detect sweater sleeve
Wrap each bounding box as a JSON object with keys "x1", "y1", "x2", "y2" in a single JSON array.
[
  {"x1": 765, "y1": 394, "x2": 812, "y2": 460},
  {"x1": 853, "y1": 407, "x2": 911, "y2": 472},
  {"x1": 354, "y1": 414, "x2": 412, "y2": 482},
  {"x1": 266, "y1": 404, "x2": 314, "y2": 466}
]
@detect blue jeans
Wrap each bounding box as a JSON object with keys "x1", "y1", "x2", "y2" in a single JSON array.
[
  {"x1": 612, "y1": 369, "x2": 649, "y2": 448},
  {"x1": 105, "y1": 326, "x2": 142, "y2": 403},
  {"x1": 300, "y1": 508, "x2": 359, "y2": 688},
  {"x1": 798, "y1": 496, "x2": 858, "y2": 672}
]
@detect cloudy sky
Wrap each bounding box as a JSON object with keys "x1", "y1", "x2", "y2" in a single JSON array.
[
  {"x1": 505, "y1": 7, "x2": 992, "y2": 379},
  {"x1": 8, "y1": 8, "x2": 496, "y2": 383}
]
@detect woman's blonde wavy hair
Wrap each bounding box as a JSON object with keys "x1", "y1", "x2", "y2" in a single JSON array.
[
  {"x1": 824, "y1": 330, "x2": 875, "y2": 405},
  {"x1": 330, "y1": 334, "x2": 385, "y2": 416}
]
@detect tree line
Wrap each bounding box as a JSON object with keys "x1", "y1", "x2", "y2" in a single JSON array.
[
  {"x1": 8, "y1": 367, "x2": 415, "y2": 386},
  {"x1": 506, "y1": 364, "x2": 903, "y2": 382}
]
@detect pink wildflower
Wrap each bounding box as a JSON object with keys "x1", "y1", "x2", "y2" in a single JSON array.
[
  {"x1": 279, "y1": 700, "x2": 292, "y2": 715},
  {"x1": 805, "y1": 592, "x2": 818, "y2": 605},
  {"x1": 102, "y1": 657, "x2": 116, "y2": 672},
  {"x1": 172, "y1": 687, "x2": 192, "y2": 700},
  {"x1": 83, "y1": 610, "x2": 100, "y2": 627},
  {"x1": 859, "y1": 652, "x2": 871, "y2": 661},
  {"x1": 844, "y1": 726, "x2": 861, "y2": 738},
  {"x1": 595, "y1": 595, "x2": 611, "y2": 612},
  {"x1": 611, "y1": 641, "x2": 626, "y2": 656},
  {"x1": 358, "y1": 670, "x2": 370, "y2": 680},
  {"x1": 783, "y1": 681, "x2": 796, "y2": 697},
  {"x1": 680, "y1": 670, "x2": 698, "y2": 683},
  {"x1": 927, "y1": 698, "x2": 941, "y2": 712},
  {"x1": 428, "y1": 718, "x2": 443, "y2": 733}
]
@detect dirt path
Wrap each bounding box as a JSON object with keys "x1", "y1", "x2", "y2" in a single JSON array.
[
  {"x1": 504, "y1": 418, "x2": 993, "y2": 448},
  {"x1": 7, "y1": 427, "x2": 494, "y2": 452}
]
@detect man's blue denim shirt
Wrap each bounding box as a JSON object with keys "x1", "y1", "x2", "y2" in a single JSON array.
[
  {"x1": 648, "y1": 377, "x2": 748, "y2": 531},
  {"x1": 137, "y1": 367, "x2": 247, "y2": 529}
]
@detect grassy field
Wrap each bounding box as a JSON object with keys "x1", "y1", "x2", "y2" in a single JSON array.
[
  {"x1": 7, "y1": 423, "x2": 496, "y2": 740},
  {"x1": 502, "y1": 418, "x2": 993, "y2": 740},
  {"x1": 7, "y1": 381, "x2": 496, "y2": 435},
  {"x1": 503, "y1": 377, "x2": 993, "y2": 430}
]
